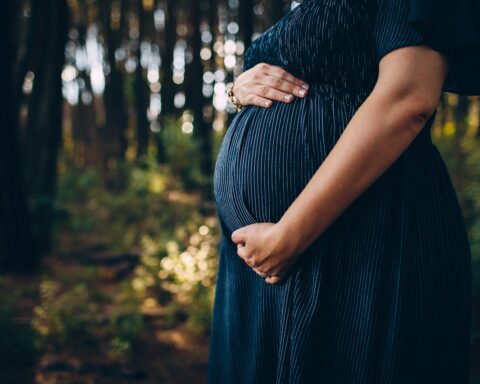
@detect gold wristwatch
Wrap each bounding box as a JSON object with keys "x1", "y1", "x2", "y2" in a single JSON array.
[{"x1": 227, "y1": 82, "x2": 245, "y2": 111}]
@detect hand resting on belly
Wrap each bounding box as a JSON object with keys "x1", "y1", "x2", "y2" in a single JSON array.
[{"x1": 231, "y1": 62, "x2": 310, "y2": 108}]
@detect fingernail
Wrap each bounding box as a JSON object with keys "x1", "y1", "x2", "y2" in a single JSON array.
[
  {"x1": 284, "y1": 94, "x2": 293, "y2": 101},
  {"x1": 301, "y1": 83, "x2": 309, "y2": 89},
  {"x1": 265, "y1": 101, "x2": 271, "y2": 107},
  {"x1": 298, "y1": 89, "x2": 306, "y2": 97}
]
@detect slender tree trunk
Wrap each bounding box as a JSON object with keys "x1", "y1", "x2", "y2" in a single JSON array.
[
  {"x1": 102, "y1": 0, "x2": 128, "y2": 188},
  {"x1": 186, "y1": 0, "x2": 213, "y2": 184},
  {"x1": 234, "y1": 0, "x2": 254, "y2": 130},
  {"x1": 204, "y1": 0, "x2": 218, "y2": 129},
  {"x1": 72, "y1": 0, "x2": 101, "y2": 169},
  {"x1": 12, "y1": 0, "x2": 29, "y2": 135},
  {"x1": 160, "y1": 0, "x2": 177, "y2": 116},
  {"x1": 476, "y1": 97, "x2": 480, "y2": 139},
  {"x1": 22, "y1": 0, "x2": 69, "y2": 255},
  {"x1": 269, "y1": 0, "x2": 286, "y2": 25},
  {"x1": 135, "y1": 0, "x2": 151, "y2": 159},
  {"x1": 13, "y1": 1, "x2": 40, "y2": 145},
  {"x1": 452, "y1": 96, "x2": 470, "y2": 196},
  {"x1": 158, "y1": 0, "x2": 178, "y2": 163},
  {"x1": 239, "y1": 0, "x2": 254, "y2": 51},
  {"x1": 209, "y1": 0, "x2": 218, "y2": 65},
  {"x1": 0, "y1": 2, "x2": 32, "y2": 271}
]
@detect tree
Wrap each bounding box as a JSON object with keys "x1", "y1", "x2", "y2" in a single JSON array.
[
  {"x1": 239, "y1": 0, "x2": 254, "y2": 51},
  {"x1": 185, "y1": 0, "x2": 213, "y2": 184},
  {"x1": 269, "y1": 0, "x2": 286, "y2": 26},
  {"x1": 158, "y1": 0, "x2": 179, "y2": 163},
  {"x1": 0, "y1": 0, "x2": 37, "y2": 271},
  {"x1": 70, "y1": 0, "x2": 102, "y2": 169},
  {"x1": 135, "y1": 0, "x2": 152, "y2": 159},
  {"x1": 101, "y1": 0, "x2": 128, "y2": 188},
  {"x1": 22, "y1": 0, "x2": 70, "y2": 255}
]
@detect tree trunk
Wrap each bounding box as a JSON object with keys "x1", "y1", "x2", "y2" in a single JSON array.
[
  {"x1": 452, "y1": 96, "x2": 470, "y2": 198},
  {"x1": 102, "y1": 0, "x2": 128, "y2": 188},
  {"x1": 239, "y1": 0, "x2": 254, "y2": 51},
  {"x1": 72, "y1": 0, "x2": 102, "y2": 169},
  {"x1": 205, "y1": 0, "x2": 218, "y2": 128},
  {"x1": 158, "y1": 0, "x2": 178, "y2": 163},
  {"x1": 160, "y1": 0, "x2": 177, "y2": 117},
  {"x1": 186, "y1": 0, "x2": 213, "y2": 184},
  {"x1": 22, "y1": 0, "x2": 69, "y2": 255},
  {"x1": 269, "y1": 0, "x2": 286, "y2": 26},
  {"x1": 135, "y1": 0, "x2": 151, "y2": 159},
  {"x1": 0, "y1": 0, "x2": 37, "y2": 271}
]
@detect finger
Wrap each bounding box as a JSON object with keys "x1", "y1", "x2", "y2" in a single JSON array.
[
  {"x1": 245, "y1": 94, "x2": 273, "y2": 108},
  {"x1": 253, "y1": 85, "x2": 296, "y2": 103},
  {"x1": 237, "y1": 245, "x2": 251, "y2": 261},
  {"x1": 265, "y1": 275, "x2": 283, "y2": 285},
  {"x1": 267, "y1": 65, "x2": 309, "y2": 89},
  {"x1": 247, "y1": 257, "x2": 262, "y2": 268},
  {"x1": 231, "y1": 228, "x2": 246, "y2": 244},
  {"x1": 258, "y1": 75, "x2": 308, "y2": 99},
  {"x1": 253, "y1": 268, "x2": 268, "y2": 278},
  {"x1": 241, "y1": 253, "x2": 258, "y2": 268}
]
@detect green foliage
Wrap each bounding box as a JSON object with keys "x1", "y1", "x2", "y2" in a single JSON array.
[
  {"x1": 434, "y1": 98, "x2": 480, "y2": 261},
  {"x1": 31, "y1": 272, "x2": 145, "y2": 361},
  {"x1": 105, "y1": 286, "x2": 145, "y2": 361},
  {"x1": 52, "y1": 153, "x2": 220, "y2": 345},
  {"x1": 32, "y1": 280, "x2": 99, "y2": 345},
  {"x1": 159, "y1": 115, "x2": 206, "y2": 189},
  {"x1": 432, "y1": 97, "x2": 480, "y2": 364},
  {"x1": 55, "y1": 152, "x2": 203, "y2": 251},
  {"x1": 463, "y1": 137, "x2": 480, "y2": 259},
  {"x1": 0, "y1": 278, "x2": 40, "y2": 370},
  {"x1": 57, "y1": 166, "x2": 103, "y2": 203},
  {"x1": 133, "y1": 216, "x2": 220, "y2": 335}
]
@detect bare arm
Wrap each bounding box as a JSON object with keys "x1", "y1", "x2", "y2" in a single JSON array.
[
  {"x1": 274, "y1": 45, "x2": 448, "y2": 257},
  {"x1": 232, "y1": 45, "x2": 449, "y2": 284}
]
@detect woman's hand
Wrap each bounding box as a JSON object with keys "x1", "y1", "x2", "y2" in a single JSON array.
[
  {"x1": 231, "y1": 222, "x2": 301, "y2": 284},
  {"x1": 232, "y1": 63, "x2": 310, "y2": 108}
]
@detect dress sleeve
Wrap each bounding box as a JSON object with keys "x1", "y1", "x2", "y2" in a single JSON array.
[{"x1": 373, "y1": 0, "x2": 480, "y2": 95}]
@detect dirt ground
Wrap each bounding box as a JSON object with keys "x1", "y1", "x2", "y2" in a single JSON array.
[{"x1": 1, "y1": 246, "x2": 211, "y2": 384}]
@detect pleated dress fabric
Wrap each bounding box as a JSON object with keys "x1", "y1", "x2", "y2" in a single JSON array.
[{"x1": 208, "y1": 0, "x2": 480, "y2": 383}]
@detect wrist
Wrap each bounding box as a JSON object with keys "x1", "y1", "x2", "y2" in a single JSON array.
[
  {"x1": 227, "y1": 81, "x2": 245, "y2": 110},
  {"x1": 273, "y1": 220, "x2": 303, "y2": 258}
]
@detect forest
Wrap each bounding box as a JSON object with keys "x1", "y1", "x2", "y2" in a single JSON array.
[{"x1": 0, "y1": 0, "x2": 479, "y2": 382}]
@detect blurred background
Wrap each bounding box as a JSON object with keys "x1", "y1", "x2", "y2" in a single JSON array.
[{"x1": 0, "y1": 0, "x2": 479, "y2": 383}]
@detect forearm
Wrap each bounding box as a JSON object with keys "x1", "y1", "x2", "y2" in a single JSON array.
[{"x1": 276, "y1": 91, "x2": 434, "y2": 255}]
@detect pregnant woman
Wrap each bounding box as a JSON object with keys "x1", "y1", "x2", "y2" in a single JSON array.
[{"x1": 209, "y1": 0, "x2": 480, "y2": 382}]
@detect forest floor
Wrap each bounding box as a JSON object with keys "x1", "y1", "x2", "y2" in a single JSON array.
[
  {"x1": 3, "y1": 237, "x2": 480, "y2": 383},
  {"x1": 1, "y1": 233, "x2": 211, "y2": 384},
  {"x1": 1, "y1": 192, "x2": 479, "y2": 383}
]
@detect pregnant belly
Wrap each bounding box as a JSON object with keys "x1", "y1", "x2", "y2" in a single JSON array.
[{"x1": 213, "y1": 91, "x2": 356, "y2": 233}]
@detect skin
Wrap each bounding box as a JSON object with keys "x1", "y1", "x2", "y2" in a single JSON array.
[
  {"x1": 231, "y1": 62, "x2": 310, "y2": 107},
  {"x1": 230, "y1": 45, "x2": 449, "y2": 284}
]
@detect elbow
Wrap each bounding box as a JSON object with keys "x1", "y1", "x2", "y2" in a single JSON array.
[
  {"x1": 403, "y1": 95, "x2": 438, "y2": 126},
  {"x1": 371, "y1": 80, "x2": 442, "y2": 136},
  {"x1": 379, "y1": 90, "x2": 440, "y2": 136}
]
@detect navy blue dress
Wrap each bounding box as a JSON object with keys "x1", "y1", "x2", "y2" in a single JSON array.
[{"x1": 209, "y1": 0, "x2": 480, "y2": 382}]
